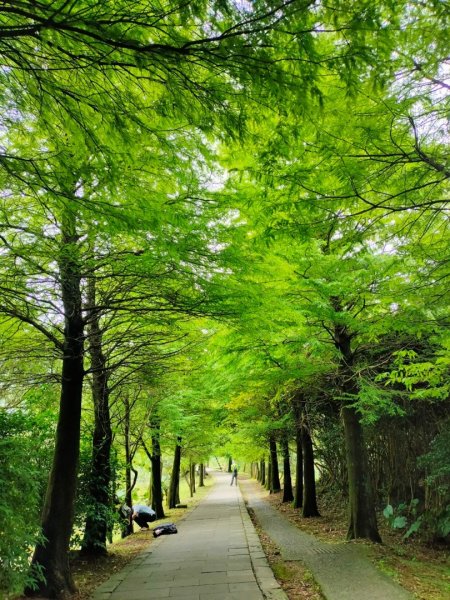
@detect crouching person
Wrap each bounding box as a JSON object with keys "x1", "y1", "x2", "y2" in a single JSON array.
[{"x1": 132, "y1": 504, "x2": 157, "y2": 531}]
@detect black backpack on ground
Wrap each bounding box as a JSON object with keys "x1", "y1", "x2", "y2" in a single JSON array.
[{"x1": 153, "y1": 523, "x2": 178, "y2": 537}]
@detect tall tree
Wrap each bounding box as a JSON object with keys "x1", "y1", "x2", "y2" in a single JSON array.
[
  {"x1": 29, "y1": 202, "x2": 86, "y2": 595},
  {"x1": 80, "y1": 278, "x2": 112, "y2": 556}
]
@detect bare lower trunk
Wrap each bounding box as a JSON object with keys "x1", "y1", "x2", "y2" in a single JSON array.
[
  {"x1": 342, "y1": 405, "x2": 381, "y2": 541},
  {"x1": 81, "y1": 278, "x2": 112, "y2": 556},
  {"x1": 294, "y1": 430, "x2": 303, "y2": 508},
  {"x1": 199, "y1": 463, "x2": 205, "y2": 487},
  {"x1": 190, "y1": 462, "x2": 196, "y2": 495},
  {"x1": 169, "y1": 438, "x2": 182, "y2": 509},
  {"x1": 334, "y1": 322, "x2": 381, "y2": 542},
  {"x1": 281, "y1": 435, "x2": 294, "y2": 503},
  {"x1": 292, "y1": 396, "x2": 304, "y2": 509},
  {"x1": 123, "y1": 397, "x2": 134, "y2": 537},
  {"x1": 151, "y1": 418, "x2": 165, "y2": 519},
  {"x1": 302, "y1": 423, "x2": 320, "y2": 517},
  {"x1": 269, "y1": 436, "x2": 281, "y2": 493},
  {"x1": 28, "y1": 209, "x2": 84, "y2": 598}
]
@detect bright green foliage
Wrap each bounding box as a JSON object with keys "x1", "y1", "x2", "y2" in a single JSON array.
[
  {"x1": 0, "y1": 410, "x2": 54, "y2": 596},
  {"x1": 0, "y1": 0, "x2": 449, "y2": 592},
  {"x1": 379, "y1": 343, "x2": 450, "y2": 401}
]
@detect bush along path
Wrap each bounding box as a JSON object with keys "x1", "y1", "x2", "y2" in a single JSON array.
[{"x1": 239, "y1": 477, "x2": 413, "y2": 600}]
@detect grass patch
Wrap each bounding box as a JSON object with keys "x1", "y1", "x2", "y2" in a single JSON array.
[
  {"x1": 369, "y1": 541, "x2": 450, "y2": 600},
  {"x1": 246, "y1": 506, "x2": 324, "y2": 600}
]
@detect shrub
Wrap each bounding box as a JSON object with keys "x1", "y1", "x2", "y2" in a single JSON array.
[{"x1": 0, "y1": 411, "x2": 52, "y2": 597}]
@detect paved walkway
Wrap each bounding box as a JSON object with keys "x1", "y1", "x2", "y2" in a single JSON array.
[
  {"x1": 92, "y1": 471, "x2": 287, "y2": 600},
  {"x1": 240, "y1": 478, "x2": 413, "y2": 600}
]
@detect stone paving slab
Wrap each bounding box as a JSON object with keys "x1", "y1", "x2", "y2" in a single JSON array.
[
  {"x1": 91, "y1": 472, "x2": 287, "y2": 600},
  {"x1": 240, "y1": 478, "x2": 413, "y2": 600}
]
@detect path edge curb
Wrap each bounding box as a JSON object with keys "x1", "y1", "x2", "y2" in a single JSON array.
[{"x1": 238, "y1": 482, "x2": 289, "y2": 600}]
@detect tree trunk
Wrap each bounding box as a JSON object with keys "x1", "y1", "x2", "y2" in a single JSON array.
[
  {"x1": 342, "y1": 405, "x2": 381, "y2": 541},
  {"x1": 292, "y1": 394, "x2": 303, "y2": 509},
  {"x1": 228, "y1": 456, "x2": 232, "y2": 473},
  {"x1": 148, "y1": 470, "x2": 153, "y2": 506},
  {"x1": 334, "y1": 322, "x2": 381, "y2": 542},
  {"x1": 150, "y1": 417, "x2": 165, "y2": 519},
  {"x1": 123, "y1": 396, "x2": 134, "y2": 537},
  {"x1": 281, "y1": 435, "x2": 294, "y2": 503},
  {"x1": 302, "y1": 423, "x2": 320, "y2": 517},
  {"x1": 169, "y1": 437, "x2": 182, "y2": 509},
  {"x1": 266, "y1": 460, "x2": 271, "y2": 490},
  {"x1": 293, "y1": 424, "x2": 303, "y2": 509},
  {"x1": 81, "y1": 278, "x2": 112, "y2": 557},
  {"x1": 199, "y1": 463, "x2": 205, "y2": 487},
  {"x1": 260, "y1": 459, "x2": 265, "y2": 486},
  {"x1": 269, "y1": 436, "x2": 281, "y2": 493},
  {"x1": 190, "y1": 462, "x2": 196, "y2": 495},
  {"x1": 28, "y1": 208, "x2": 85, "y2": 598}
]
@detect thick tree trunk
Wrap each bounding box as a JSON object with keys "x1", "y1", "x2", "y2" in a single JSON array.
[
  {"x1": 342, "y1": 405, "x2": 381, "y2": 541},
  {"x1": 302, "y1": 423, "x2": 320, "y2": 517},
  {"x1": 28, "y1": 209, "x2": 84, "y2": 598},
  {"x1": 293, "y1": 425, "x2": 303, "y2": 509},
  {"x1": 292, "y1": 395, "x2": 303, "y2": 509},
  {"x1": 199, "y1": 463, "x2": 205, "y2": 487},
  {"x1": 81, "y1": 278, "x2": 112, "y2": 557},
  {"x1": 334, "y1": 322, "x2": 381, "y2": 542},
  {"x1": 281, "y1": 435, "x2": 294, "y2": 503},
  {"x1": 269, "y1": 436, "x2": 281, "y2": 493},
  {"x1": 190, "y1": 462, "x2": 196, "y2": 495},
  {"x1": 150, "y1": 418, "x2": 165, "y2": 519},
  {"x1": 169, "y1": 438, "x2": 182, "y2": 509},
  {"x1": 148, "y1": 471, "x2": 153, "y2": 506},
  {"x1": 123, "y1": 397, "x2": 134, "y2": 537}
]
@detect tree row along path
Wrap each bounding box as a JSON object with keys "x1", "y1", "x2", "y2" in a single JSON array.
[
  {"x1": 240, "y1": 477, "x2": 413, "y2": 600},
  {"x1": 92, "y1": 471, "x2": 286, "y2": 600}
]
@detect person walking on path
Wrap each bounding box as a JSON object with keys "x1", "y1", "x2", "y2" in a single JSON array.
[{"x1": 230, "y1": 465, "x2": 238, "y2": 485}]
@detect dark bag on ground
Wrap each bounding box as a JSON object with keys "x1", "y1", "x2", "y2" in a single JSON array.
[{"x1": 153, "y1": 523, "x2": 178, "y2": 537}]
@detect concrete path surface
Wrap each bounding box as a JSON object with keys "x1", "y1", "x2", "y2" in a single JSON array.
[
  {"x1": 240, "y1": 478, "x2": 413, "y2": 600},
  {"x1": 92, "y1": 471, "x2": 287, "y2": 600}
]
